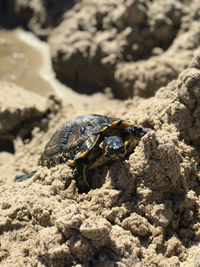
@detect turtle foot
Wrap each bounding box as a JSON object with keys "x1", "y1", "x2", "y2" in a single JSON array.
[{"x1": 14, "y1": 170, "x2": 37, "y2": 182}]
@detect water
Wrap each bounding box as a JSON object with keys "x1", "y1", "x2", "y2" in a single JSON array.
[
  {"x1": 0, "y1": 29, "x2": 54, "y2": 96},
  {"x1": 0, "y1": 28, "x2": 114, "y2": 105}
]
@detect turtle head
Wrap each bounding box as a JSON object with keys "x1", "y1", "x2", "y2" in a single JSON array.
[{"x1": 103, "y1": 136, "x2": 125, "y2": 159}]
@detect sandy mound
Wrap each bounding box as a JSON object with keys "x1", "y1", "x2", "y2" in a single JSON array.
[{"x1": 0, "y1": 82, "x2": 47, "y2": 134}]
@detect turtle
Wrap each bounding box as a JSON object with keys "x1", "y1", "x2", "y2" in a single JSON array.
[{"x1": 15, "y1": 114, "x2": 148, "y2": 191}]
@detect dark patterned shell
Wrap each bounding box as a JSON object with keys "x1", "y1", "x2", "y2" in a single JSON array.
[{"x1": 39, "y1": 114, "x2": 116, "y2": 168}]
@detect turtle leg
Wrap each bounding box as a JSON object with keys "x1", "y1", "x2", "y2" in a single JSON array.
[
  {"x1": 73, "y1": 163, "x2": 90, "y2": 193},
  {"x1": 14, "y1": 170, "x2": 37, "y2": 182},
  {"x1": 124, "y1": 125, "x2": 148, "y2": 139},
  {"x1": 73, "y1": 147, "x2": 102, "y2": 192}
]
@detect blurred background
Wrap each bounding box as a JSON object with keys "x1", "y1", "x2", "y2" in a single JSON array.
[{"x1": 0, "y1": 0, "x2": 199, "y2": 99}]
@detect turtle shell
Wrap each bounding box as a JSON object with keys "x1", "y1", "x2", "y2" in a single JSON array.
[{"x1": 39, "y1": 114, "x2": 124, "y2": 168}]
